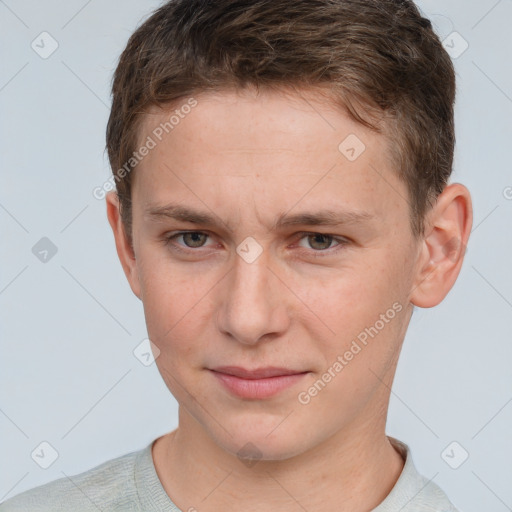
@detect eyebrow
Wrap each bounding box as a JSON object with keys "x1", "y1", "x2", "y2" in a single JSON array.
[{"x1": 144, "y1": 203, "x2": 375, "y2": 231}]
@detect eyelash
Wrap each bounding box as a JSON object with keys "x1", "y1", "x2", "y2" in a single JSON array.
[{"x1": 164, "y1": 231, "x2": 349, "y2": 258}]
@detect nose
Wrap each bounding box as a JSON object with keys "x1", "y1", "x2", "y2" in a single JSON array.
[{"x1": 216, "y1": 249, "x2": 290, "y2": 346}]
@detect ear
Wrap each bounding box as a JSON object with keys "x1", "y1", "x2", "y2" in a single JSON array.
[
  {"x1": 410, "y1": 183, "x2": 473, "y2": 308},
  {"x1": 106, "y1": 191, "x2": 142, "y2": 300}
]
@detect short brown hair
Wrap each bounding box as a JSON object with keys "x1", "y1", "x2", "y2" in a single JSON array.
[{"x1": 106, "y1": 0, "x2": 455, "y2": 245}]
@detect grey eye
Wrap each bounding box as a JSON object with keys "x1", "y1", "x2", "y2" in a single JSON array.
[
  {"x1": 303, "y1": 233, "x2": 335, "y2": 250},
  {"x1": 181, "y1": 232, "x2": 209, "y2": 248}
]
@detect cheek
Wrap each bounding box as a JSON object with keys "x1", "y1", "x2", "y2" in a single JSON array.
[
  {"x1": 137, "y1": 260, "x2": 203, "y2": 346},
  {"x1": 296, "y1": 248, "x2": 409, "y2": 360}
]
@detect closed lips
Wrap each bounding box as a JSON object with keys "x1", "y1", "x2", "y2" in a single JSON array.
[{"x1": 210, "y1": 366, "x2": 308, "y2": 379}]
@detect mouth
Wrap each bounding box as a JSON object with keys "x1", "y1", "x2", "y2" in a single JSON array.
[{"x1": 208, "y1": 366, "x2": 310, "y2": 399}]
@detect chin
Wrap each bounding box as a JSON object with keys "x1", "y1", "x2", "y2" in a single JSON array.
[
  {"x1": 209, "y1": 416, "x2": 311, "y2": 463},
  {"x1": 227, "y1": 436, "x2": 306, "y2": 463}
]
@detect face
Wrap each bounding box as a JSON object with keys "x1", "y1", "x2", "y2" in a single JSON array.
[{"x1": 123, "y1": 87, "x2": 422, "y2": 460}]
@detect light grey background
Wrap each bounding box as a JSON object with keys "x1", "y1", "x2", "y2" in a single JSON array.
[{"x1": 1, "y1": 1, "x2": 511, "y2": 510}]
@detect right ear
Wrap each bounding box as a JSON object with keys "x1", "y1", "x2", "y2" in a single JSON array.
[{"x1": 106, "y1": 191, "x2": 142, "y2": 300}]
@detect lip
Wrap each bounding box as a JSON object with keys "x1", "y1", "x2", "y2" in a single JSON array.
[{"x1": 209, "y1": 366, "x2": 309, "y2": 399}]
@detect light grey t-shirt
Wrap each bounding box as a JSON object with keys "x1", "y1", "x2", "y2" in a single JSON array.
[{"x1": 0, "y1": 436, "x2": 458, "y2": 511}]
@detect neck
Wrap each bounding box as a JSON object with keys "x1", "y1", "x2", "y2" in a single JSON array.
[{"x1": 152, "y1": 411, "x2": 404, "y2": 512}]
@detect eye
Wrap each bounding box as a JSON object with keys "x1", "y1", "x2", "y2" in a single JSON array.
[
  {"x1": 298, "y1": 233, "x2": 338, "y2": 250},
  {"x1": 163, "y1": 230, "x2": 349, "y2": 258},
  {"x1": 294, "y1": 232, "x2": 349, "y2": 257},
  {"x1": 165, "y1": 231, "x2": 212, "y2": 249}
]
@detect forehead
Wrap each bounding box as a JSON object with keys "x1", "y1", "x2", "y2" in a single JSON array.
[
  {"x1": 138, "y1": 86, "x2": 390, "y2": 153},
  {"x1": 131, "y1": 87, "x2": 406, "y2": 228}
]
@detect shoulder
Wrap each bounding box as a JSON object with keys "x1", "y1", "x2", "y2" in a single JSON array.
[
  {"x1": 409, "y1": 477, "x2": 460, "y2": 512},
  {"x1": 0, "y1": 447, "x2": 145, "y2": 512},
  {"x1": 381, "y1": 437, "x2": 460, "y2": 512}
]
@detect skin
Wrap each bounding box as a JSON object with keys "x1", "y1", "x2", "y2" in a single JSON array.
[{"x1": 106, "y1": 86, "x2": 472, "y2": 512}]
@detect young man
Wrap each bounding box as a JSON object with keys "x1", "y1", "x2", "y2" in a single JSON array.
[{"x1": 0, "y1": 0, "x2": 471, "y2": 510}]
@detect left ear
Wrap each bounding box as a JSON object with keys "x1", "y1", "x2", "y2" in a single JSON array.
[{"x1": 410, "y1": 183, "x2": 473, "y2": 308}]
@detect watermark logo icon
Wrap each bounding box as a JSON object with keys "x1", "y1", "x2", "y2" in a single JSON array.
[
  {"x1": 133, "y1": 338, "x2": 161, "y2": 366},
  {"x1": 31, "y1": 32, "x2": 59, "y2": 59},
  {"x1": 338, "y1": 134, "x2": 366, "y2": 162},
  {"x1": 32, "y1": 237, "x2": 58, "y2": 263},
  {"x1": 236, "y1": 237, "x2": 263, "y2": 264},
  {"x1": 31, "y1": 441, "x2": 59, "y2": 469},
  {"x1": 237, "y1": 442, "x2": 263, "y2": 468},
  {"x1": 442, "y1": 32, "x2": 469, "y2": 59},
  {"x1": 441, "y1": 441, "x2": 469, "y2": 469}
]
